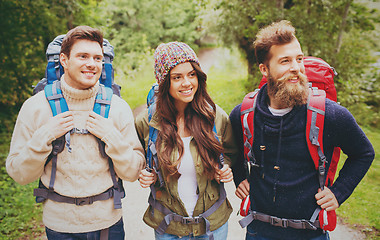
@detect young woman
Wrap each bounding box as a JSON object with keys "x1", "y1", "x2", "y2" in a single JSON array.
[{"x1": 135, "y1": 42, "x2": 237, "y2": 240}]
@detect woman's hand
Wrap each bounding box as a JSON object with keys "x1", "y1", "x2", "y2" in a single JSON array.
[
  {"x1": 139, "y1": 169, "x2": 157, "y2": 188},
  {"x1": 214, "y1": 164, "x2": 233, "y2": 183}
]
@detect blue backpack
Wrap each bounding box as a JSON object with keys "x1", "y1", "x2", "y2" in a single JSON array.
[
  {"x1": 32, "y1": 35, "x2": 124, "y2": 209},
  {"x1": 144, "y1": 83, "x2": 226, "y2": 240}
]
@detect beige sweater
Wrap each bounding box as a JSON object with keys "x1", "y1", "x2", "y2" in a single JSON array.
[{"x1": 6, "y1": 77, "x2": 145, "y2": 233}]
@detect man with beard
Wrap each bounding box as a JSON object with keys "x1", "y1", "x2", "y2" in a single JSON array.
[{"x1": 229, "y1": 20, "x2": 374, "y2": 240}]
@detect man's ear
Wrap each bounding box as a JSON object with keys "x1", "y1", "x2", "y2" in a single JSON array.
[
  {"x1": 60, "y1": 53, "x2": 68, "y2": 69},
  {"x1": 259, "y1": 63, "x2": 268, "y2": 77}
]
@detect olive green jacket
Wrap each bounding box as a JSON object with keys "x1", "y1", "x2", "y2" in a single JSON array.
[{"x1": 135, "y1": 105, "x2": 237, "y2": 237}]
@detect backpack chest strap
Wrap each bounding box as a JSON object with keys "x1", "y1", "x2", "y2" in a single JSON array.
[
  {"x1": 33, "y1": 179, "x2": 123, "y2": 206},
  {"x1": 239, "y1": 209, "x2": 320, "y2": 230},
  {"x1": 70, "y1": 128, "x2": 89, "y2": 134}
]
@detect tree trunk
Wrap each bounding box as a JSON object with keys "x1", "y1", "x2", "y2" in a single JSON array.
[
  {"x1": 66, "y1": 13, "x2": 74, "y2": 30},
  {"x1": 277, "y1": 0, "x2": 284, "y2": 18},
  {"x1": 334, "y1": 0, "x2": 352, "y2": 58},
  {"x1": 239, "y1": 37, "x2": 260, "y2": 87}
]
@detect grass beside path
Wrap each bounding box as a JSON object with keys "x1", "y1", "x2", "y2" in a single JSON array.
[
  {"x1": 335, "y1": 127, "x2": 380, "y2": 239},
  {"x1": 0, "y1": 133, "x2": 44, "y2": 239}
]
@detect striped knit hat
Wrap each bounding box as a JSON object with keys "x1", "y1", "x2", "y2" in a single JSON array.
[{"x1": 154, "y1": 42, "x2": 200, "y2": 83}]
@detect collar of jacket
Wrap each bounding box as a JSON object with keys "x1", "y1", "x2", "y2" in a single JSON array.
[
  {"x1": 148, "y1": 110, "x2": 161, "y2": 131},
  {"x1": 256, "y1": 85, "x2": 308, "y2": 135}
]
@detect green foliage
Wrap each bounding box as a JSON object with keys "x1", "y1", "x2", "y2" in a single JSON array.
[
  {"x1": 208, "y1": 0, "x2": 290, "y2": 80},
  {"x1": 0, "y1": 0, "x2": 54, "y2": 113},
  {"x1": 204, "y1": 47, "x2": 248, "y2": 113},
  {"x1": 0, "y1": 133, "x2": 44, "y2": 239},
  {"x1": 92, "y1": 0, "x2": 203, "y2": 83},
  {"x1": 209, "y1": 0, "x2": 380, "y2": 127},
  {"x1": 0, "y1": 175, "x2": 44, "y2": 239},
  {"x1": 0, "y1": 0, "x2": 101, "y2": 133},
  {"x1": 336, "y1": 127, "x2": 380, "y2": 239},
  {"x1": 343, "y1": 68, "x2": 380, "y2": 128},
  {"x1": 120, "y1": 54, "x2": 155, "y2": 110}
]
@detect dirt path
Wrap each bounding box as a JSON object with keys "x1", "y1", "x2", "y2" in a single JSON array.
[
  {"x1": 122, "y1": 180, "x2": 366, "y2": 240},
  {"x1": 122, "y1": 48, "x2": 366, "y2": 239}
]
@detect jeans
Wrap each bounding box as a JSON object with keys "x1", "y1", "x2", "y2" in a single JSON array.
[
  {"x1": 245, "y1": 226, "x2": 330, "y2": 240},
  {"x1": 45, "y1": 218, "x2": 124, "y2": 240},
  {"x1": 154, "y1": 221, "x2": 228, "y2": 240}
]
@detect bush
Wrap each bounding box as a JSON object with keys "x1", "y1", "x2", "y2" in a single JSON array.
[{"x1": 0, "y1": 133, "x2": 44, "y2": 239}]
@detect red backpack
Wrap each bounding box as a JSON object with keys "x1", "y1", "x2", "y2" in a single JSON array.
[{"x1": 239, "y1": 57, "x2": 340, "y2": 231}]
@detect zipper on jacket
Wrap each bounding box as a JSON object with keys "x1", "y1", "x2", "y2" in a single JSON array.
[{"x1": 273, "y1": 118, "x2": 284, "y2": 203}]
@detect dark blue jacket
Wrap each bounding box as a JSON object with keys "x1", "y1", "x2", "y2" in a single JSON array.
[{"x1": 229, "y1": 85, "x2": 374, "y2": 239}]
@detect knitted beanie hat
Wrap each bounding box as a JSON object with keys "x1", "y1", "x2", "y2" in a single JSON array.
[{"x1": 154, "y1": 42, "x2": 200, "y2": 83}]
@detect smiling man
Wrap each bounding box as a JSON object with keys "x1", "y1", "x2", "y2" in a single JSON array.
[
  {"x1": 229, "y1": 20, "x2": 374, "y2": 240},
  {"x1": 6, "y1": 26, "x2": 145, "y2": 239},
  {"x1": 60, "y1": 38, "x2": 104, "y2": 89}
]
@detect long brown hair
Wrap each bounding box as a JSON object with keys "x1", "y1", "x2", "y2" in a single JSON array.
[{"x1": 155, "y1": 61, "x2": 223, "y2": 181}]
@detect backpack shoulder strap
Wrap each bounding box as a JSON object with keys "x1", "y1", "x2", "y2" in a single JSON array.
[
  {"x1": 307, "y1": 87, "x2": 341, "y2": 188},
  {"x1": 44, "y1": 80, "x2": 69, "y2": 116},
  {"x1": 93, "y1": 84, "x2": 125, "y2": 209},
  {"x1": 94, "y1": 84, "x2": 113, "y2": 118},
  {"x1": 213, "y1": 124, "x2": 225, "y2": 167},
  {"x1": 240, "y1": 89, "x2": 260, "y2": 167},
  {"x1": 306, "y1": 87, "x2": 340, "y2": 231},
  {"x1": 36, "y1": 81, "x2": 68, "y2": 203},
  {"x1": 92, "y1": 84, "x2": 113, "y2": 160},
  {"x1": 306, "y1": 87, "x2": 327, "y2": 189},
  {"x1": 146, "y1": 101, "x2": 165, "y2": 187},
  {"x1": 44, "y1": 80, "x2": 71, "y2": 152},
  {"x1": 145, "y1": 83, "x2": 165, "y2": 187},
  {"x1": 147, "y1": 83, "x2": 159, "y2": 107}
]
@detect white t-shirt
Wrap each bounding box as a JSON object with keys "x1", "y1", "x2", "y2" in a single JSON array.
[
  {"x1": 268, "y1": 106, "x2": 293, "y2": 116},
  {"x1": 177, "y1": 136, "x2": 199, "y2": 217}
]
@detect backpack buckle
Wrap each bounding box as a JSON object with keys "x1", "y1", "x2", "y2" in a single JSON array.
[
  {"x1": 269, "y1": 216, "x2": 289, "y2": 228},
  {"x1": 74, "y1": 196, "x2": 94, "y2": 206},
  {"x1": 248, "y1": 161, "x2": 260, "y2": 168},
  {"x1": 182, "y1": 216, "x2": 201, "y2": 224},
  {"x1": 302, "y1": 220, "x2": 318, "y2": 230},
  {"x1": 269, "y1": 216, "x2": 281, "y2": 227},
  {"x1": 318, "y1": 165, "x2": 325, "y2": 175}
]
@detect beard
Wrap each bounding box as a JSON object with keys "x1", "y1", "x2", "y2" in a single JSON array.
[{"x1": 267, "y1": 71, "x2": 309, "y2": 108}]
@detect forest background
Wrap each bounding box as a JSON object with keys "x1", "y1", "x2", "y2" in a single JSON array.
[{"x1": 0, "y1": 0, "x2": 379, "y2": 239}]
